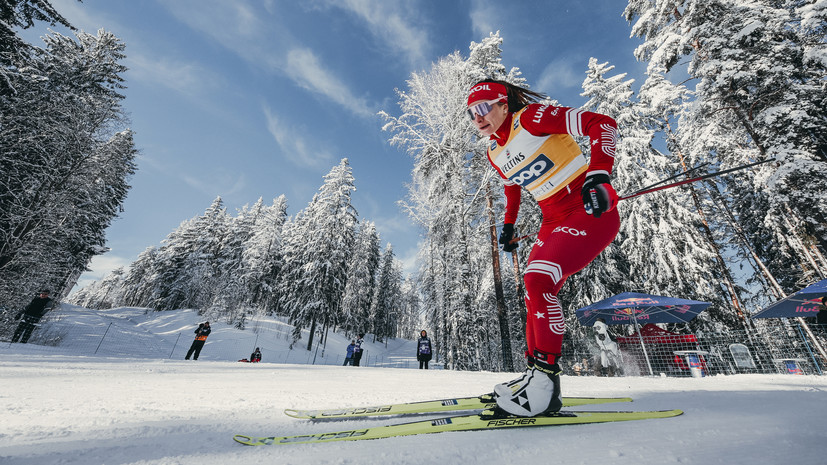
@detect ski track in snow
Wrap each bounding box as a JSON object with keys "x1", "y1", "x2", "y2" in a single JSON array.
[{"x1": 1, "y1": 306, "x2": 826, "y2": 464}]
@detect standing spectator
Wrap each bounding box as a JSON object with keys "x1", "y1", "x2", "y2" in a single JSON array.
[
  {"x1": 12, "y1": 290, "x2": 55, "y2": 343},
  {"x1": 417, "y1": 330, "x2": 433, "y2": 369},
  {"x1": 250, "y1": 347, "x2": 262, "y2": 362},
  {"x1": 185, "y1": 322, "x2": 211, "y2": 360},
  {"x1": 343, "y1": 340, "x2": 356, "y2": 366},
  {"x1": 352, "y1": 334, "x2": 365, "y2": 366}
]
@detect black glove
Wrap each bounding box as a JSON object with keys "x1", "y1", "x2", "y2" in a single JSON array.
[
  {"x1": 581, "y1": 173, "x2": 618, "y2": 218},
  {"x1": 498, "y1": 223, "x2": 519, "y2": 253}
]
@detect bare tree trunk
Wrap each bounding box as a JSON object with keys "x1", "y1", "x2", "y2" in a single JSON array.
[
  {"x1": 306, "y1": 314, "x2": 317, "y2": 351},
  {"x1": 670, "y1": 146, "x2": 750, "y2": 329},
  {"x1": 709, "y1": 186, "x2": 827, "y2": 364},
  {"x1": 511, "y1": 252, "x2": 527, "y2": 331},
  {"x1": 486, "y1": 188, "x2": 513, "y2": 371}
]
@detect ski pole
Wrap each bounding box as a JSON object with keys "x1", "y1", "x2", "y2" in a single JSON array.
[
  {"x1": 618, "y1": 158, "x2": 775, "y2": 201},
  {"x1": 625, "y1": 162, "x2": 710, "y2": 198},
  {"x1": 508, "y1": 158, "x2": 775, "y2": 244}
]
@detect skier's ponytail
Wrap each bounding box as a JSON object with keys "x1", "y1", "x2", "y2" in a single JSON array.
[{"x1": 471, "y1": 79, "x2": 547, "y2": 113}]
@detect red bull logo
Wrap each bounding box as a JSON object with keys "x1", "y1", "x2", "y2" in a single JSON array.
[
  {"x1": 670, "y1": 305, "x2": 691, "y2": 314},
  {"x1": 792, "y1": 298, "x2": 821, "y2": 313},
  {"x1": 609, "y1": 308, "x2": 650, "y2": 322},
  {"x1": 610, "y1": 314, "x2": 650, "y2": 322},
  {"x1": 794, "y1": 305, "x2": 819, "y2": 313},
  {"x1": 613, "y1": 297, "x2": 659, "y2": 306},
  {"x1": 615, "y1": 307, "x2": 642, "y2": 316}
]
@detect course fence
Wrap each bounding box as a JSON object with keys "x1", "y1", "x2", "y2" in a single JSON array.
[
  {"x1": 563, "y1": 322, "x2": 827, "y2": 377},
  {"x1": 3, "y1": 306, "x2": 824, "y2": 375}
]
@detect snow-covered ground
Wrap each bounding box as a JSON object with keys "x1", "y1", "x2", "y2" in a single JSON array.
[{"x1": 2, "y1": 307, "x2": 826, "y2": 464}]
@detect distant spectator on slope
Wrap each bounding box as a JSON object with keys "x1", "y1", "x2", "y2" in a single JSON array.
[
  {"x1": 250, "y1": 347, "x2": 262, "y2": 362},
  {"x1": 185, "y1": 322, "x2": 211, "y2": 360},
  {"x1": 352, "y1": 335, "x2": 365, "y2": 366},
  {"x1": 417, "y1": 330, "x2": 433, "y2": 369},
  {"x1": 343, "y1": 340, "x2": 356, "y2": 366},
  {"x1": 12, "y1": 290, "x2": 55, "y2": 344}
]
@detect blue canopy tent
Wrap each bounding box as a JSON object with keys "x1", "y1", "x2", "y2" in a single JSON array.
[
  {"x1": 751, "y1": 278, "x2": 827, "y2": 374},
  {"x1": 750, "y1": 278, "x2": 827, "y2": 319},
  {"x1": 576, "y1": 292, "x2": 711, "y2": 375}
]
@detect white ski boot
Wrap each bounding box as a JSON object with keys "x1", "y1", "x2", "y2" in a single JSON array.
[
  {"x1": 493, "y1": 366, "x2": 533, "y2": 398},
  {"x1": 494, "y1": 363, "x2": 562, "y2": 417}
]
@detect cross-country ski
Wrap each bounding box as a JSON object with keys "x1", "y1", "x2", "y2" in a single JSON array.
[
  {"x1": 284, "y1": 393, "x2": 633, "y2": 419},
  {"x1": 235, "y1": 408, "x2": 683, "y2": 446}
]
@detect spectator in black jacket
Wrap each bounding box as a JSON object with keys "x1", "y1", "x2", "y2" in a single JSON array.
[
  {"x1": 352, "y1": 335, "x2": 365, "y2": 366},
  {"x1": 417, "y1": 330, "x2": 433, "y2": 369},
  {"x1": 12, "y1": 290, "x2": 55, "y2": 343}
]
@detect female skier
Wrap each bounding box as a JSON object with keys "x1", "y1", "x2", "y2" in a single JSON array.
[{"x1": 467, "y1": 80, "x2": 620, "y2": 417}]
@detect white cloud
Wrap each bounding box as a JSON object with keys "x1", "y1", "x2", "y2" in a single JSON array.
[
  {"x1": 285, "y1": 48, "x2": 375, "y2": 118},
  {"x1": 536, "y1": 58, "x2": 586, "y2": 97},
  {"x1": 329, "y1": 0, "x2": 429, "y2": 68},
  {"x1": 181, "y1": 172, "x2": 247, "y2": 197},
  {"x1": 263, "y1": 105, "x2": 335, "y2": 168},
  {"x1": 162, "y1": 1, "x2": 289, "y2": 69},
  {"x1": 468, "y1": 0, "x2": 499, "y2": 40},
  {"x1": 73, "y1": 253, "x2": 133, "y2": 292},
  {"x1": 163, "y1": 1, "x2": 376, "y2": 120},
  {"x1": 126, "y1": 54, "x2": 220, "y2": 96}
]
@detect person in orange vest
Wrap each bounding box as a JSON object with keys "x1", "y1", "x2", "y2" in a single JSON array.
[{"x1": 185, "y1": 321, "x2": 211, "y2": 360}]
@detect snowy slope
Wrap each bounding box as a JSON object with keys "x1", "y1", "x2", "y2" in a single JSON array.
[
  {"x1": 6, "y1": 304, "x2": 423, "y2": 368},
  {"x1": 2, "y1": 307, "x2": 826, "y2": 465}
]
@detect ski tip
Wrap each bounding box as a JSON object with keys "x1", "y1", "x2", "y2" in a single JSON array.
[{"x1": 233, "y1": 434, "x2": 255, "y2": 446}]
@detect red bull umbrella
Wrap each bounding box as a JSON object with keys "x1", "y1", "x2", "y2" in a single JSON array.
[
  {"x1": 575, "y1": 292, "x2": 711, "y2": 327},
  {"x1": 576, "y1": 292, "x2": 711, "y2": 376},
  {"x1": 750, "y1": 278, "x2": 827, "y2": 319}
]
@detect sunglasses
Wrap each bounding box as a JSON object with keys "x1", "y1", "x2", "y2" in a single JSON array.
[{"x1": 466, "y1": 99, "x2": 504, "y2": 120}]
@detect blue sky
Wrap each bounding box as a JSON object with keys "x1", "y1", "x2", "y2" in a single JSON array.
[{"x1": 24, "y1": 0, "x2": 646, "y2": 290}]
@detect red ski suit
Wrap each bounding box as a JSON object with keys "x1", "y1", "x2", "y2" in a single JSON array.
[{"x1": 487, "y1": 103, "x2": 620, "y2": 366}]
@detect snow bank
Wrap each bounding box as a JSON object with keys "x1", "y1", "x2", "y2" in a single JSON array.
[{"x1": 1, "y1": 307, "x2": 825, "y2": 464}]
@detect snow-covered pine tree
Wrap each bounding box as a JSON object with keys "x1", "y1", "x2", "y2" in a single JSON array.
[
  {"x1": 625, "y1": 0, "x2": 826, "y2": 306},
  {"x1": 369, "y1": 244, "x2": 403, "y2": 342},
  {"x1": 382, "y1": 35, "x2": 511, "y2": 370},
  {"x1": 637, "y1": 65, "x2": 755, "y2": 327},
  {"x1": 183, "y1": 197, "x2": 230, "y2": 315},
  {"x1": 0, "y1": 28, "x2": 134, "y2": 313},
  {"x1": 397, "y1": 275, "x2": 422, "y2": 342},
  {"x1": 340, "y1": 221, "x2": 381, "y2": 338},
  {"x1": 674, "y1": 0, "x2": 826, "y2": 289},
  {"x1": 241, "y1": 196, "x2": 288, "y2": 315},
  {"x1": 119, "y1": 246, "x2": 160, "y2": 307},
  {"x1": 577, "y1": 58, "x2": 727, "y2": 330},
  {"x1": 281, "y1": 159, "x2": 358, "y2": 350},
  {"x1": 0, "y1": 0, "x2": 72, "y2": 96},
  {"x1": 150, "y1": 215, "x2": 206, "y2": 310}
]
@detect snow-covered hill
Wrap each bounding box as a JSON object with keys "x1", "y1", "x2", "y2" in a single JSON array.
[
  {"x1": 3, "y1": 304, "x2": 423, "y2": 368},
  {"x1": 1, "y1": 306, "x2": 826, "y2": 464}
]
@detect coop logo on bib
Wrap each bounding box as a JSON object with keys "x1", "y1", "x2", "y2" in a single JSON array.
[{"x1": 509, "y1": 154, "x2": 554, "y2": 186}]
